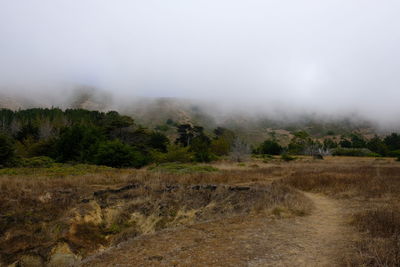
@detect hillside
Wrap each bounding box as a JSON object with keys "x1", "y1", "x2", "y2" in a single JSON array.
[{"x1": 0, "y1": 90, "x2": 378, "y2": 144}]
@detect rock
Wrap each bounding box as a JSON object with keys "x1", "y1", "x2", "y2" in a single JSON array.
[
  {"x1": 70, "y1": 201, "x2": 103, "y2": 225},
  {"x1": 38, "y1": 192, "x2": 52, "y2": 203},
  {"x1": 228, "y1": 186, "x2": 250, "y2": 191},
  {"x1": 47, "y1": 243, "x2": 80, "y2": 267}
]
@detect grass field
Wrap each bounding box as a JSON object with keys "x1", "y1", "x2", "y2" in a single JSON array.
[{"x1": 1, "y1": 156, "x2": 399, "y2": 266}]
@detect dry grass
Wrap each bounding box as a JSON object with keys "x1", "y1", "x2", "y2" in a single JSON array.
[
  {"x1": 348, "y1": 207, "x2": 400, "y2": 266},
  {"x1": 279, "y1": 157, "x2": 400, "y2": 266},
  {"x1": 1, "y1": 157, "x2": 399, "y2": 266},
  {"x1": 0, "y1": 163, "x2": 309, "y2": 265}
]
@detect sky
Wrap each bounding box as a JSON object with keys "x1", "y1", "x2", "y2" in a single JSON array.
[{"x1": 1, "y1": 1, "x2": 400, "y2": 124}]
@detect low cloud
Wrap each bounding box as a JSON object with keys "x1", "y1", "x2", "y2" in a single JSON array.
[{"x1": 1, "y1": 0, "x2": 400, "y2": 127}]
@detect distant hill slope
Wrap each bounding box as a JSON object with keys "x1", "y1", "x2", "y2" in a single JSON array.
[{"x1": 0, "y1": 90, "x2": 379, "y2": 144}]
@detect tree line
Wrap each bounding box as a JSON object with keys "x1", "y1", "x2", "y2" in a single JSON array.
[
  {"x1": 255, "y1": 131, "x2": 400, "y2": 158},
  {"x1": 1, "y1": 108, "x2": 400, "y2": 168},
  {"x1": 0, "y1": 108, "x2": 236, "y2": 168}
]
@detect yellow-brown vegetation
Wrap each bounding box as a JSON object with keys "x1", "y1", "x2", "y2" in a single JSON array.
[{"x1": 1, "y1": 157, "x2": 399, "y2": 266}]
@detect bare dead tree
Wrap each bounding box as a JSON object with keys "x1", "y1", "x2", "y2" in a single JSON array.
[
  {"x1": 304, "y1": 144, "x2": 331, "y2": 159},
  {"x1": 230, "y1": 138, "x2": 251, "y2": 162},
  {"x1": 10, "y1": 119, "x2": 21, "y2": 135},
  {"x1": 39, "y1": 119, "x2": 54, "y2": 139}
]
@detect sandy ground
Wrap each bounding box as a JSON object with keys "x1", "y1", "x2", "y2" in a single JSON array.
[{"x1": 80, "y1": 192, "x2": 357, "y2": 267}]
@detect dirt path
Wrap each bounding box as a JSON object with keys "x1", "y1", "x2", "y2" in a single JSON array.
[{"x1": 80, "y1": 192, "x2": 356, "y2": 267}]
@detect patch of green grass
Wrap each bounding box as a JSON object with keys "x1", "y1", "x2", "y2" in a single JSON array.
[
  {"x1": 0, "y1": 163, "x2": 114, "y2": 177},
  {"x1": 19, "y1": 156, "x2": 55, "y2": 168},
  {"x1": 149, "y1": 163, "x2": 219, "y2": 173}
]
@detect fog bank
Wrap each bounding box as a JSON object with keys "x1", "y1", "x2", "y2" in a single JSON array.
[{"x1": 1, "y1": 1, "x2": 400, "y2": 127}]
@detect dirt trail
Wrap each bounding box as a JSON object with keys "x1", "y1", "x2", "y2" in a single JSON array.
[{"x1": 80, "y1": 192, "x2": 356, "y2": 267}]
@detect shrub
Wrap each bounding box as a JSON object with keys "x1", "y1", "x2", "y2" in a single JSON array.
[
  {"x1": 281, "y1": 153, "x2": 295, "y2": 162},
  {"x1": 95, "y1": 140, "x2": 147, "y2": 168},
  {"x1": 210, "y1": 138, "x2": 231, "y2": 156},
  {"x1": 259, "y1": 140, "x2": 282, "y2": 155},
  {"x1": 20, "y1": 156, "x2": 55, "y2": 168},
  {"x1": 388, "y1": 150, "x2": 400, "y2": 158},
  {"x1": 332, "y1": 148, "x2": 374, "y2": 157},
  {"x1": 55, "y1": 125, "x2": 104, "y2": 163},
  {"x1": 159, "y1": 145, "x2": 193, "y2": 163},
  {"x1": 190, "y1": 134, "x2": 213, "y2": 162},
  {"x1": 147, "y1": 132, "x2": 169, "y2": 152},
  {"x1": 263, "y1": 154, "x2": 274, "y2": 159},
  {"x1": 29, "y1": 138, "x2": 57, "y2": 158}
]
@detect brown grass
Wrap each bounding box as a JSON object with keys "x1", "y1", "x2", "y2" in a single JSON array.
[
  {"x1": 279, "y1": 157, "x2": 400, "y2": 266},
  {"x1": 0, "y1": 164, "x2": 309, "y2": 265},
  {"x1": 1, "y1": 157, "x2": 399, "y2": 266},
  {"x1": 348, "y1": 207, "x2": 400, "y2": 266}
]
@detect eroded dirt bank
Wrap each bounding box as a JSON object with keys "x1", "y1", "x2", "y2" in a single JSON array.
[{"x1": 81, "y1": 192, "x2": 357, "y2": 267}]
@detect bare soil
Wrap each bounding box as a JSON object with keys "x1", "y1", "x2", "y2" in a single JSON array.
[{"x1": 81, "y1": 191, "x2": 357, "y2": 267}]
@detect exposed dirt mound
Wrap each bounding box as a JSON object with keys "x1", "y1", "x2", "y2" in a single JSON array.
[
  {"x1": 1, "y1": 182, "x2": 310, "y2": 266},
  {"x1": 81, "y1": 192, "x2": 356, "y2": 267}
]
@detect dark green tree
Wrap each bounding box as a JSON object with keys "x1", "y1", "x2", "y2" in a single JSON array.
[
  {"x1": 350, "y1": 133, "x2": 366, "y2": 148},
  {"x1": 339, "y1": 138, "x2": 352, "y2": 148},
  {"x1": 104, "y1": 111, "x2": 134, "y2": 139},
  {"x1": 55, "y1": 125, "x2": 104, "y2": 163},
  {"x1": 384, "y1": 133, "x2": 400, "y2": 151},
  {"x1": 0, "y1": 134, "x2": 15, "y2": 166},
  {"x1": 367, "y1": 135, "x2": 388, "y2": 156},
  {"x1": 288, "y1": 131, "x2": 313, "y2": 154},
  {"x1": 190, "y1": 134, "x2": 212, "y2": 162},
  {"x1": 15, "y1": 122, "x2": 39, "y2": 141},
  {"x1": 175, "y1": 124, "x2": 202, "y2": 147},
  {"x1": 210, "y1": 127, "x2": 235, "y2": 156},
  {"x1": 147, "y1": 132, "x2": 169, "y2": 152},
  {"x1": 259, "y1": 140, "x2": 282, "y2": 155},
  {"x1": 323, "y1": 138, "x2": 338, "y2": 149}
]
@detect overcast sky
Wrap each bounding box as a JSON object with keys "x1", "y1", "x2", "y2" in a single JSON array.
[{"x1": 1, "y1": 1, "x2": 400, "y2": 123}]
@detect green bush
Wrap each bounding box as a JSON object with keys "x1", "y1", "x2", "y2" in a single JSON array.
[
  {"x1": 190, "y1": 135, "x2": 213, "y2": 162},
  {"x1": 95, "y1": 140, "x2": 147, "y2": 168},
  {"x1": 281, "y1": 153, "x2": 296, "y2": 162},
  {"x1": 258, "y1": 140, "x2": 282, "y2": 155},
  {"x1": 20, "y1": 156, "x2": 55, "y2": 168},
  {"x1": 332, "y1": 148, "x2": 375, "y2": 157},
  {"x1": 29, "y1": 138, "x2": 57, "y2": 158},
  {"x1": 210, "y1": 138, "x2": 231, "y2": 156},
  {"x1": 365, "y1": 152, "x2": 382, "y2": 157},
  {"x1": 147, "y1": 132, "x2": 169, "y2": 152},
  {"x1": 154, "y1": 145, "x2": 193, "y2": 163},
  {"x1": 55, "y1": 125, "x2": 104, "y2": 163},
  {"x1": 388, "y1": 150, "x2": 400, "y2": 158}
]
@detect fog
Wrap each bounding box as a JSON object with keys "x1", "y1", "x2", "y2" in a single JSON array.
[{"x1": 1, "y1": 1, "x2": 400, "y2": 126}]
